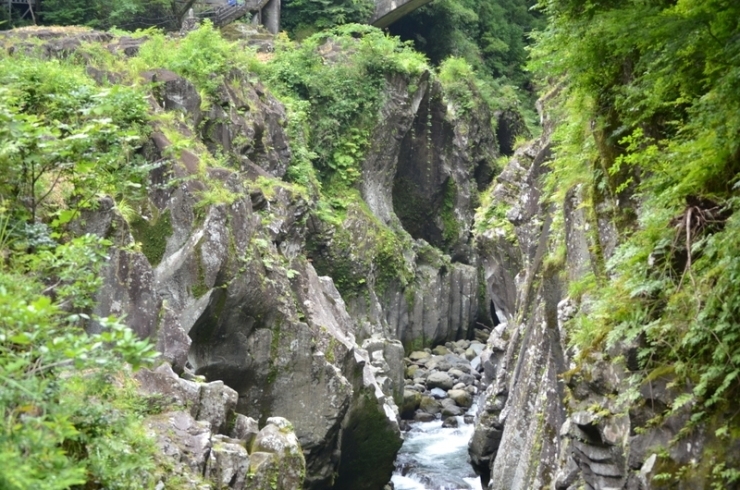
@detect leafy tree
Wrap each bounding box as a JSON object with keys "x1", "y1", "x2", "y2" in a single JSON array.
[
  {"x1": 282, "y1": 0, "x2": 376, "y2": 38},
  {"x1": 388, "y1": 0, "x2": 544, "y2": 89},
  {"x1": 0, "y1": 40, "x2": 164, "y2": 490},
  {"x1": 0, "y1": 57, "x2": 150, "y2": 226},
  {"x1": 0, "y1": 233, "x2": 160, "y2": 489}
]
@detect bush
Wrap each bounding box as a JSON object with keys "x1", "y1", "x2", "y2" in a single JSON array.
[
  {"x1": 0, "y1": 232, "x2": 160, "y2": 489},
  {"x1": 282, "y1": 0, "x2": 376, "y2": 38},
  {"x1": 0, "y1": 57, "x2": 151, "y2": 227}
]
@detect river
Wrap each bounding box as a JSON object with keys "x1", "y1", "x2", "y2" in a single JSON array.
[{"x1": 391, "y1": 406, "x2": 483, "y2": 490}]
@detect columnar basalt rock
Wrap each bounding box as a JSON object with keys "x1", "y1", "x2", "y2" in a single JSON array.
[
  {"x1": 137, "y1": 362, "x2": 305, "y2": 489},
  {"x1": 314, "y1": 73, "x2": 498, "y2": 352}
]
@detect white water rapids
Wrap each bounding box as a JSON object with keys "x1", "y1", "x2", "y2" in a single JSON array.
[{"x1": 391, "y1": 406, "x2": 483, "y2": 490}]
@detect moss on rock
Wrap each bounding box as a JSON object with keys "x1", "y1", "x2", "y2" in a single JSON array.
[
  {"x1": 130, "y1": 209, "x2": 173, "y2": 267},
  {"x1": 334, "y1": 392, "x2": 402, "y2": 490}
]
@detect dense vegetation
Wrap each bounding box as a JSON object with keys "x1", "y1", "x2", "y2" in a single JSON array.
[
  {"x1": 274, "y1": 0, "x2": 543, "y2": 128},
  {"x1": 4, "y1": 0, "x2": 739, "y2": 485},
  {"x1": 0, "y1": 22, "x2": 499, "y2": 484},
  {"x1": 0, "y1": 50, "x2": 165, "y2": 489},
  {"x1": 532, "y1": 0, "x2": 740, "y2": 483},
  {"x1": 281, "y1": 0, "x2": 376, "y2": 39},
  {"x1": 390, "y1": 0, "x2": 543, "y2": 89},
  {"x1": 0, "y1": 0, "x2": 195, "y2": 30}
]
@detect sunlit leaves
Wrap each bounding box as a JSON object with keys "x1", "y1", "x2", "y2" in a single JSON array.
[
  {"x1": 0, "y1": 235, "x2": 159, "y2": 489},
  {"x1": 0, "y1": 58, "x2": 150, "y2": 226}
]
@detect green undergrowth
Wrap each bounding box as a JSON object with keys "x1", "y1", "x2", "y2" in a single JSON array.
[
  {"x1": 0, "y1": 48, "x2": 172, "y2": 488},
  {"x1": 281, "y1": 0, "x2": 375, "y2": 39},
  {"x1": 134, "y1": 21, "x2": 261, "y2": 97},
  {"x1": 438, "y1": 56, "x2": 523, "y2": 123},
  {"x1": 0, "y1": 54, "x2": 151, "y2": 229},
  {"x1": 259, "y1": 24, "x2": 428, "y2": 186},
  {"x1": 474, "y1": 182, "x2": 517, "y2": 246},
  {"x1": 531, "y1": 0, "x2": 740, "y2": 479},
  {"x1": 0, "y1": 231, "x2": 161, "y2": 489}
]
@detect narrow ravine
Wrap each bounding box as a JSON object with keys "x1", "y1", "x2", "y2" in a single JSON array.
[
  {"x1": 392, "y1": 404, "x2": 483, "y2": 490},
  {"x1": 392, "y1": 340, "x2": 488, "y2": 490}
]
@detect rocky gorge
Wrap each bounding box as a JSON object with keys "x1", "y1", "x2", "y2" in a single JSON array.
[
  {"x1": 2, "y1": 8, "x2": 739, "y2": 490},
  {"x1": 0, "y1": 24, "x2": 506, "y2": 490}
]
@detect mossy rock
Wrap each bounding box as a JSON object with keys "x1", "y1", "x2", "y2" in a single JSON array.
[
  {"x1": 130, "y1": 209, "x2": 173, "y2": 266},
  {"x1": 334, "y1": 392, "x2": 402, "y2": 490}
]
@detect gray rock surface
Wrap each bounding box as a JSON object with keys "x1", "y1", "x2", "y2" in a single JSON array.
[
  {"x1": 465, "y1": 95, "x2": 733, "y2": 490},
  {"x1": 427, "y1": 372, "x2": 454, "y2": 390},
  {"x1": 205, "y1": 435, "x2": 249, "y2": 489},
  {"x1": 469, "y1": 120, "x2": 567, "y2": 489},
  {"x1": 138, "y1": 363, "x2": 305, "y2": 490},
  {"x1": 250, "y1": 418, "x2": 306, "y2": 490}
]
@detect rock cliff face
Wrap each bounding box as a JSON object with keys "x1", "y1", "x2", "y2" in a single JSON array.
[
  {"x1": 88, "y1": 66, "x2": 405, "y2": 488},
  {"x1": 309, "y1": 73, "x2": 497, "y2": 353},
  {"x1": 16, "y1": 27, "x2": 503, "y2": 489},
  {"x1": 468, "y1": 102, "x2": 738, "y2": 489}
]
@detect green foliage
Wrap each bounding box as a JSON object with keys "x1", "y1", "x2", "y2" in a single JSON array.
[
  {"x1": 0, "y1": 231, "x2": 159, "y2": 489},
  {"x1": 390, "y1": 0, "x2": 544, "y2": 88},
  {"x1": 533, "y1": 0, "x2": 740, "y2": 463},
  {"x1": 261, "y1": 24, "x2": 428, "y2": 185},
  {"x1": 0, "y1": 56, "x2": 150, "y2": 226},
  {"x1": 437, "y1": 57, "x2": 477, "y2": 117},
  {"x1": 282, "y1": 0, "x2": 375, "y2": 38},
  {"x1": 39, "y1": 0, "x2": 175, "y2": 30},
  {"x1": 136, "y1": 21, "x2": 258, "y2": 96},
  {"x1": 0, "y1": 46, "x2": 172, "y2": 489}
]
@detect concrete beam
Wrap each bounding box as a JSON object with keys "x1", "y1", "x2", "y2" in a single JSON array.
[{"x1": 370, "y1": 0, "x2": 434, "y2": 29}]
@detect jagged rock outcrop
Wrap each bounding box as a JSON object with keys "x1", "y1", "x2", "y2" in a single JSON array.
[
  {"x1": 310, "y1": 73, "x2": 499, "y2": 352},
  {"x1": 469, "y1": 121, "x2": 566, "y2": 490},
  {"x1": 137, "y1": 362, "x2": 305, "y2": 489},
  {"x1": 70, "y1": 59, "x2": 404, "y2": 488}
]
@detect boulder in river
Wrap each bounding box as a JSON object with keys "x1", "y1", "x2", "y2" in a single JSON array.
[
  {"x1": 427, "y1": 371, "x2": 454, "y2": 390},
  {"x1": 419, "y1": 396, "x2": 442, "y2": 415},
  {"x1": 401, "y1": 390, "x2": 422, "y2": 419},
  {"x1": 409, "y1": 351, "x2": 431, "y2": 362},
  {"x1": 448, "y1": 389, "x2": 473, "y2": 408},
  {"x1": 441, "y1": 399, "x2": 463, "y2": 417}
]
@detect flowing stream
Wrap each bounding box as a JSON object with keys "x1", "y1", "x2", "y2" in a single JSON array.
[{"x1": 391, "y1": 405, "x2": 483, "y2": 490}]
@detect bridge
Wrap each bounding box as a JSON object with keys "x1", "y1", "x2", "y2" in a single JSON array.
[{"x1": 369, "y1": 0, "x2": 434, "y2": 29}]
